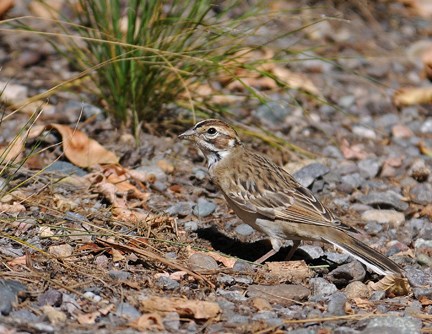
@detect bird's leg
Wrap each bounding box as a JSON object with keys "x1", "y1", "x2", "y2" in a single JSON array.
[
  {"x1": 285, "y1": 240, "x2": 300, "y2": 261},
  {"x1": 254, "y1": 249, "x2": 278, "y2": 264}
]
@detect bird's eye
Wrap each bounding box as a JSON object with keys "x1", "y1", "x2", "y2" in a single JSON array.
[{"x1": 207, "y1": 127, "x2": 217, "y2": 135}]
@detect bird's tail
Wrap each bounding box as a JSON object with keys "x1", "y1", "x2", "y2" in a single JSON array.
[{"x1": 323, "y1": 232, "x2": 403, "y2": 276}]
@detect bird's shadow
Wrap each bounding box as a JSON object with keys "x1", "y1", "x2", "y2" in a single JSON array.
[{"x1": 196, "y1": 226, "x2": 313, "y2": 263}]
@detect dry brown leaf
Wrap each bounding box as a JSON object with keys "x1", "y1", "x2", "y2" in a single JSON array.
[
  {"x1": 140, "y1": 296, "x2": 221, "y2": 320},
  {"x1": 7, "y1": 255, "x2": 27, "y2": 267},
  {"x1": 420, "y1": 204, "x2": 432, "y2": 219},
  {"x1": 393, "y1": 87, "x2": 432, "y2": 107},
  {"x1": 130, "y1": 313, "x2": 165, "y2": 332},
  {"x1": 111, "y1": 248, "x2": 125, "y2": 262},
  {"x1": 29, "y1": 124, "x2": 118, "y2": 167},
  {"x1": 0, "y1": 0, "x2": 14, "y2": 17},
  {"x1": 0, "y1": 134, "x2": 26, "y2": 163},
  {"x1": 76, "y1": 311, "x2": 100, "y2": 325},
  {"x1": 266, "y1": 260, "x2": 313, "y2": 284},
  {"x1": 0, "y1": 202, "x2": 26, "y2": 214},
  {"x1": 368, "y1": 273, "x2": 411, "y2": 296}
]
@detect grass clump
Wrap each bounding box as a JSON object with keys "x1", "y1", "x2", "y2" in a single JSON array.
[{"x1": 56, "y1": 0, "x2": 271, "y2": 128}]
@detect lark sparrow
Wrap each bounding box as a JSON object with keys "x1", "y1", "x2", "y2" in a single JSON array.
[{"x1": 179, "y1": 119, "x2": 403, "y2": 276}]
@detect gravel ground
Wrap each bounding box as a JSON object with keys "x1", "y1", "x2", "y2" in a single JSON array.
[{"x1": 0, "y1": 1, "x2": 432, "y2": 333}]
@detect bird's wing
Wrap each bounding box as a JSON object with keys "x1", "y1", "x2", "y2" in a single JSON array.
[{"x1": 224, "y1": 159, "x2": 354, "y2": 232}]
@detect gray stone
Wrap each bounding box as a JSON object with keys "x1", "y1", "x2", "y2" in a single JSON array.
[
  {"x1": 108, "y1": 270, "x2": 131, "y2": 281},
  {"x1": 340, "y1": 173, "x2": 364, "y2": 191},
  {"x1": 0, "y1": 280, "x2": 27, "y2": 315},
  {"x1": 363, "y1": 316, "x2": 421, "y2": 334},
  {"x1": 334, "y1": 327, "x2": 360, "y2": 334},
  {"x1": 255, "y1": 101, "x2": 292, "y2": 127},
  {"x1": 0, "y1": 81, "x2": 28, "y2": 103},
  {"x1": 298, "y1": 245, "x2": 324, "y2": 259},
  {"x1": 358, "y1": 159, "x2": 381, "y2": 179},
  {"x1": 322, "y1": 145, "x2": 343, "y2": 159},
  {"x1": 327, "y1": 292, "x2": 347, "y2": 316},
  {"x1": 44, "y1": 161, "x2": 87, "y2": 177},
  {"x1": 116, "y1": 302, "x2": 141, "y2": 320},
  {"x1": 184, "y1": 221, "x2": 199, "y2": 232},
  {"x1": 247, "y1": 284, "x2": 310, "y2": 306},
  {"x1": 375, "y1": 113, "x2": 400, "y2": 129},
  {"x1": 310, "y1": 277, "x2": 337, "y2": 297},
  {"x1": 352, "y1": 126, "x2": 376, "y2": 140},
  {"x1": 344, "y1": 281, "x2": 369, "y2": 299},
  {"x1": 163, "y1": 312, "x2": 181, "y2": 332},
  {"x1": 194, "y1": 168, "x2": 207, "y2": 180},
  {"x1": 325, "y1": 252, "x2": 350, "y2": 264},
  {"x1": 413, "y1": 287, "x2": 432, "y2": 299},
  {"x1": 421, "y1": 118, "x2": 432, "y2": 133},
  {"x1": 358, "y1": 191, "x2": 409, "y2": 211},
  {"x1": 234, "y1": 223, "x2": 255, "y2": 236},
  {"x1": 369, "y1": 290, "x2": 386, "y2": 301},
  {"x1": 410, "y1": 183, "x2": 432, "y2": 205},
  {"x1": 193, "y1": 198, "x2": 216, "y2": 217},
  {"x1": 165, "y1": 201, "x2": 193, "y2": 217},
  {"x1": 188, "y1": 253, "x2": 218, "y2": 271},
  {"x1": 327, "y1": 261, "x2": 366, "y2": 286},
  {"x1": 404, "y1": 266, "x2": 430, "y2": 287},
  {"x1": 409, "y1": 158, "x2": 430, "y2": 182},
  {"x1": 293, "y1": 163, "x2": 330, "y2": 188},
  {"x1": 38, "y1": 288, "x2": 63, "y2": 307},
  {"x1": 217, "y1": 288, "x2": 248, "y2": 302},
  {"x1": 155, "y1": 276, "x2": 180, "y2": 290},
  {"x1": 361, "y1": 209, "x2": 405, "y2": 226},
  {"x1": 9, "y1": 309, "x2": 39, "y2": 322},
  {"x1": 232, "y1": 260, "x2": 255, "y2": 272}
]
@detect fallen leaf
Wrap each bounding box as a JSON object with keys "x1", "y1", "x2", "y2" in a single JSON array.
[
  {"x1": 266, "y1": 260, "x2": 313, "y2": 284},
  {"x1": 272, "y1": 66, "x2": 320, "y2": 96},
  {"x1": 0, "y1": 0, "x2": 14, "y2": 18},
  {"x1": 157, "y1": 159, "x2": 174, "y2": 174},
  {"x1": 140, "y1": 296, "x2": 221, "y2": 320},
  {"x1": 393, "y1": 86, "x2": 432, "y2": 107},
  {"x1": 351, "y1": 298, "x2": 373, "y2": 309},
  {"x1": 0, "y1": 202, "x2": 26, "y2": 214},
  {"x1": 196, "y1": 250, "x2": 236, "y2": 268},
  {"x1": 7, "y1": 255, "x2": 27, "y2": 267},
  {"x1": 419, "y1": 296, "x2": 432, "y2": 306},
  {"x1": 29, "y1": 124, "x2": 118, "y2": 167},
  {"x1": 111, "y1": 248, "x2": 125, "y2": 262},
  {"x1": 130, "y1": 313, "x2": 165, "y2": 332},
  {"x1": 76, "y1": 311, "x2": 100, "y2": 325}
]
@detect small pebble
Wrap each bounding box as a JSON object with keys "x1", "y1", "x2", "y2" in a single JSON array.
[
  {"x1": 358, "y1": 159, "x2": 381, "y2": 179},
  {"x1": 184, "y1": 221, "x2": 199, "y2": 232},
  {"x1": 292, "y1": 162, "x2": 329, "y2": 188},
  {"x1": 193, "y1": 198, "x2": 217, "y2": 217},
  {"x1": 108, "y1": 270, "x2": 131, "y2": 281},
  {"x1": 309, "y1": 277, "x2": 337, "y2": 297},
  {"x1": 327, "y1": 292, "x2": 347, "y2": 316},
  {"x1": 165, "y1": 201, "x2": 193, "y2": 217},
  {"x1": 345, "y1": 281, "x2": 369, "y2": 299},
  {"x1": 364, "y1": 315, "x2": 421, "y2": 334},
  {"x1": 155, "y1": 276, "x2": 180, "y2": 290},
  {"x1": 298, "y1": 245, "x2": 324, "y2": 259},
  {"x1": 358, "y1": 190, "x2": 409, "y2": 211},
  {"x1": 188, "y1": 253, "x2": 218, "y2": 271},
  {"x1": 116, "y1": 302, "x2": 141, "y2": 320},
  {"x1": 234, "y1": 223, "x2": 255, "y2": 236},
  {"x1": 247, "y1": 284, "x2": 310, "y2": 306},
  {"x1": 327, "y1": 261, "x2": 366, "y2": 286},
  {"x1": 361, "y1": 209, "x2": 405, "y2": 226},
  {"x1": 38, "y1": 289, "x2": 63, "y2": 307},
  {"x1": 410, "y1": 183, "x2": 432, "y2": 205},
  {"x1": 163, "y1": 312, "x2": 181, "y2": 332}
]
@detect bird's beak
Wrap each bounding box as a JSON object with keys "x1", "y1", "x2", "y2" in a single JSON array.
[{"x1": 178, "y1": 128, "x2": 196, "y2": 141}]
